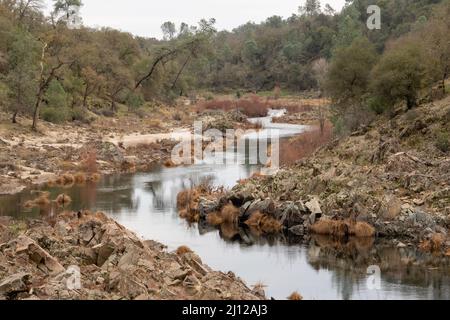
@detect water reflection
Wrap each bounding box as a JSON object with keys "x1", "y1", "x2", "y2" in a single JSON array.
[
  {"x1": 0, "y1": 118, "x2": 448, "y2": 300},
  {"x1": 1, "y1": 167, "x2": 449, "y2": 300}
]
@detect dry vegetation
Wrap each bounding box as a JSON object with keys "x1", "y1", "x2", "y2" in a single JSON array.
[
  {"x1": 245, "y1": 211, "x2": 283, "y2": 234},
  {"x1": 419, "y1": 233, "x2": 447, "y2": 253},
  {"x1": 288, "y1": 291, "x2": 303, "y2": 301},
  {"x1": 310, "y1": 219, "x2": 376, "y2": 238},
  {"x1": 176, "y1": 245, "x2": 193, "y2": 255},
  {"x1": 280, "y1": 122, "x2": 334, "y2": 166},
  {"x1": 197, "y1": 95, "x2": 323, "y2": 118},
  {"x1": 177, "y1": 182, "x2": 225, "y2": 223}
]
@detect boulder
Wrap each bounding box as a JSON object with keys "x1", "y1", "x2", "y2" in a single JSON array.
[
  {"x1": 289, "y1": 225, "x2": 305, "y2": 236},
  {"x1": 248, "y1": 199, "x2": 276, "y2": 217},
  {"x1": 279, "y1": 202, "x2": 304, "y2": 227},
  {"x1": 0, "y1": 273, "x2": 31, "y2": 296},
  {"x1": 14, "y1": 236, "x2": 65, "y2": 275},
  {"x1": 380, "y1": 196, "x2": 402, "y2": 220},
  {"x1": 198, "y1": 198, "x2": 220, "y2": 219},
  {"x1": 306, "y1": 197, "x2": 322, "y2": 225},
  {"x1": 306, "y1": 197, "x2": 322, "y2": 215},
  {"x1": 93, "y1": 242, "x2": 116, "y2": 267}
]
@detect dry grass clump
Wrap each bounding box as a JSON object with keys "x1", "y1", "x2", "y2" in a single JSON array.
[
  {"x1": 245, "y1": 211, "x2": 283, "y2": 234},
  {"x1": 176, "y1": 245, "x2": 193, "y2": 255},
  {"x1": 24, "y1": 192, "x2": 51, "y2": 208},
  {"x1": 80, "y1": 150, "x2": 98, "y2": 173},
  {"x1": 419, "y1": 233, "x2": 446, "y2": 253},
  {"x1": 51, "y1": 172, "x2": 100, "y2": 186},
  {"x1": 177, "y1": 188, "x2": 201, "y2": 223},
  {"x1": 164, "y1": 159, "x2": 177, "y2": 168},
  {"x1": 206, "y1": 212, "x2": 224, "y2": 226},
  {"x1": 288, "y1": 291, "x2": 303, "y2": 301},
  {"x1": 177, "y1": 181, "x2": 225, "y2": 224},
  {"x1": 74, "y1": 172, "x2": 87, "y2": 184},
  {"x1": 87, "y1": 173, "x2": 101, "y2": 182},
  {"x1": 55, "y1": 193, "x2": 72, "y2": 207},
  {"x1": 310, "y1": 219, "x2": 375, "y2": 238},
  {"x1": 220, "y1": 222, "x2": 239, "y2": 240},
  {"x1": 197, "y1": 96, "x2": 269, "y2": 117},
  {"x1": 220, "y1": 204, "x2": 240, "y2": 225}
]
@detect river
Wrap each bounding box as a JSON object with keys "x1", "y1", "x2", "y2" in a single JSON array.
[{"x1": 1, "y1": 111, "x2": 449, "y2": 300}]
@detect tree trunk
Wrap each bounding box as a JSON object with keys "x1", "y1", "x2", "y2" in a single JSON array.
[
  {"x1": 12, "y1": 111, "x2": 18, "y2": 124},
  {"x1": 83, "y1": 85, "x2": 89, "y2": 108},
  {"x1": 171, "y1": 56, "x2": 190, "y2": 90},
  {"x1": 442, "y1": 77, "x2": 447, "y2": 95},
  {"x1": 406, "y1": 95, "x2": 416, "y2": 110},
  {"x1": 32, "y1": 88, "x2": 44, "y2": 131},
  {"x1": 32, "y1": 42, "x2": 48, "y2": 131}
]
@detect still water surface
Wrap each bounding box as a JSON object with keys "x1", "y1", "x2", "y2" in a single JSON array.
[{"x1": 1, "y1": 115, "x2": 449, "y2": 300}]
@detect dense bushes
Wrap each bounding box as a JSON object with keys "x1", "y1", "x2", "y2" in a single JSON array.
[{"x1": 41, "y1": 107, "x2": 70, "y2": 124}]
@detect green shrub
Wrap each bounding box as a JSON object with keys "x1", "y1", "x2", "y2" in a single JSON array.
[
  {"x1": 45, "y1": 80, "x2": 68, "y2": 109},
  {"x1": 71, "y1": 107, "x2": 92, "y2": 124},
  {"x1": 435, "y1": 130, "x2": 449, "y2": 153},
  {"x1": 41, "y1": 107, "x2": 70, "y2": 124},
  {"x1": 126, "y1": 92, "x2": 144, "y2": 110},
  {"x1": 366, "y1": 96, "x2": 388, "y2": 115}
]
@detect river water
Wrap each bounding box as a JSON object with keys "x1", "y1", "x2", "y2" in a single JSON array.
[{"x1": 1, "y1": 112, "x2": 449, "y2": 300}]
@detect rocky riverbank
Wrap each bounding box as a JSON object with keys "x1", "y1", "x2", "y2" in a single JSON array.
[
  {"x1": 187, "y1": 95, "x2": 450, "y2": 254},
  {"x1": 0, "y1": 211, "x2": 263, "y2": 300}
]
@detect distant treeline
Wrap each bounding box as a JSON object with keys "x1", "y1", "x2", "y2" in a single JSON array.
[{"x1": 0, "y1": 0, "x2": 448, "y2": 130}]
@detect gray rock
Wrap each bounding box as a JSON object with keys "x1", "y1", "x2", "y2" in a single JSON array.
[
  {"x1": 198, "y1": 198, "x2": 220, "y2": 219},
  {"x1": 0, "y1": 272, "x2": 31, "y2": 295},
  {"x1": 289, "y1": 225, "x2": 305, "y2": 236},
  {"x1": 248, "y1": 199, "x2": 276, "y2": 216},
  {"x1": 239, "y1": 201, "x2": 253, "y2": 221},
  {"x1": 94, "y1": 243, "x2": 115, "y2": 267},
  {"x1": 280, "y1": 202, "x2": 304, "y2": 227},
  {"x1": 305, "y1": 197, "x2": 322, "y2": 215}
]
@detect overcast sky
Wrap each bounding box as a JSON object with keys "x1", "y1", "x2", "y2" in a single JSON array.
[{"x1": 43, "y1": 0, "x2": 347, "y2": 39}]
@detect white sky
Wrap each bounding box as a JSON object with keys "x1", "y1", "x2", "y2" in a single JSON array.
[{"x1": 43, "y1": 0, "x2": 347, "y2": 39}]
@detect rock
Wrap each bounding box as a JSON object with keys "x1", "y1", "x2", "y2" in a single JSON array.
[
  {"x1": 118, "y1": 247, "x2": 141, "y2": 270},
  {"x1": 14, "y1": 236, "x2": 65, "y2": 275},
  {"x1": 239, "y1": 201, "x2": 253, "y2": 221},
  {"x1": 381, "y1": 196, "x2": 402, "y2": 220},
  {"x1": 198, "y1": 199, "x2": 220, "y2": 219},
  {"x1": 305, "y1": 197, "x2": 322, "y2": 215},
  {"x1": 397, "y1": 242, "x2": 407, "y2": 248},
  {"x1": 94, "y1": 243, "x2": 115, "y2": 267},
  {"x1": 253, "y1": 198, "x2": 276, "y2": 216},
  {"x1": 407, "y1": 210, "x2": 436, "y2": 228},
  {"x1": 279, "y1": 202, "x2": 304, "y2": 227},
  {"x1": 228, "y1": 191, "x2": 255, "y2": 207},
  {"x1": 413, "y1": 199, "x2": 425, "y2": 206},
  {"x1": 0, "y1": 273, "x2": 31, "y2": 296},
  {"x1": 289, "y1": 225, "x2": 305, "y2": 236}
]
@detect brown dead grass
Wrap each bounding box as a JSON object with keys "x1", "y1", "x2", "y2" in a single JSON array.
[
  {"x1": 164, "y1": 159, "x2": 177, "y2": 168},
  {"x1": 221, "y1": 204, "x2": 240, "y2": 225},
  {"x1": 176, "y1": 246, "x2": 193, "y2": 255},
  {"x1": 87, "y1": 173, "x2": 101, "y2": 182},
  {"x1": 245, "y1": 211, "x2": 282, "y2": 234},
  {"x1": 80, "y1": 150, "x2": 98, "y2": 173},
  {"x1": 74, "y1": 172, "x2": 87, "y2": 184},
  {"x1": 55, "y1": 193, "x2": 72, "y2": 207},
  {"x1": 206, "y1": 212, "x2": 224, "y2": 226},
  {"x1": 419, "y1": 233, "x2": 446, "y2": 253},
  {"x1": 310, "y1": 219, "x2": 375, "y2": 238},
  {"x1": 288, "y1": 292, "x2": 303, "y2": 301},
  {"x1": 280, "y1": 122, "x2": 333, "y2": 166},
  {"x1": 24, "y1": 192, "x2": 51, "y2": 208}
]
